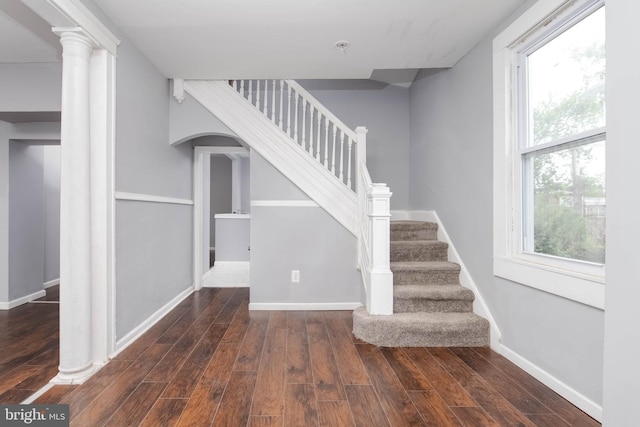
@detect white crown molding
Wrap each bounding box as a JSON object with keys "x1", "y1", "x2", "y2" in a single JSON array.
[
  {"x1": 0, "y1": 290, "x2": 47, "y2": 310},
  {"x1": 115, "y1": 191, "x2": 193, "y2": 206},
  {"x1": 23, "y1": 0, "x2": 120, "y2": 53},
  {"x1": 184, "y1": 80, "x2": 357, "y2": 236}
]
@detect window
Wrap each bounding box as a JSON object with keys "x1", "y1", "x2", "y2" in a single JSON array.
[{"x1": 493, "y1": 0, "x2": 605, "y2": 309}]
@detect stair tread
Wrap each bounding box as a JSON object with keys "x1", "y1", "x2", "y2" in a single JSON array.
[
  {"x1": 394, "y1": 284, "x2": 475, "y2": 301},
  {"x1": 391, "y1": 261, "x2": 460, "y2": 271},
  {"x1": 391, "y1": 220, "x2": 437, "y2": 228},
  {"x1": 391, "y1": 240, "x2": 447, "y2": 245}
]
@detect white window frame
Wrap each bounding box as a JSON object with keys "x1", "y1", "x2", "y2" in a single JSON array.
[{"x1": 493, "y1": 0, "x2": 605, "y2": 309}]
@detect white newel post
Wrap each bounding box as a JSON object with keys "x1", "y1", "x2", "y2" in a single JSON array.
[
  {"x1": 368, "y1": 183, "x2": 393, "y2": 315},
  {"x1": 57, "y1": 30, "x2": 96, "y2": 382}
]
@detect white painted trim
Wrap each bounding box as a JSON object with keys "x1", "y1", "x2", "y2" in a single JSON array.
[
  {"x1": 193, "y1": 146, "x2": 250, "y2": 290},
  {"x1": 47, "y1": 0, "x2": 120, "y2": 53},
  {"x1": 0, "y1": 290, "x2": 47, "y2": 310},
  {"x1": 185, "y1": 80, "x2": 357, "y2": 235},
  {"x1": 112, "y1": 285, "x2": 194, "y2": 356},
  {"x1": 249, "y1": 302, "x2": 362, "y2": 311},
  {"x1": 22, "y1": 383, "x2": 56, "y2": 404},
  {"x1": 215, "y1": 213, "x2": 250, "y2": 219},
  {"x1": 51, "y1": 362, "x2": 104, "y2": 385},
  {"x1": 494, "y1": 257, "x2": 605, "y2": 309},
  {"x1": 251, "y1": 200, "x2": 318, "y2": 207},
  {"x1": 202, "y1": 262, "x2": 250, "y2": 288},
  {"x1": 499, "y1": 344, "x2": 603, "y2": 422},
  {"x1": 44, "y1": 278, "x2": 60, "y2": 289},
  {"x1": 115, "y1": 191, "x2": 193, "y2": 206},
  {"x1": 493, "y1": 0, "x2": 606, "y2": 310},
  {"x1": 400, "y1": 210, "x2": 503, "y2": 348}
]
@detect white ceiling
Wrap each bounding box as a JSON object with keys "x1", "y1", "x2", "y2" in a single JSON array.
[
  {"x1": 1, "y1": 0, "x2": 525, "y2": 85},
  {"x1": 92, "y1": 0, "x2": 525, "y2": 83}
]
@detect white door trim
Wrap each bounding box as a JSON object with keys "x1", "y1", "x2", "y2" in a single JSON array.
[{"x1": 193, "y1": 146, "x2": 248, "y2": 289}]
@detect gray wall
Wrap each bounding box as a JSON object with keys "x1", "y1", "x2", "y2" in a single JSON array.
[
  {"x1": 0, "y1": 63, "x2": 61, "y2": 112},
  {"x1": 250, "y1": 151, "x2": 362, "y2": 305},
  {"x1": 602, "y1": 0, "x2": 640, "y2": 424},
  {"x1": 8, "y1": 142, "x2": 44, "y2": 301},
  {"x1": 210, "y1": 156, "x2": 232, "y2": 246},
  {"x1": 82, "y1": 0, "x2": 194, "y2": 340},
  {"x1": 0, "y1": 124, "x2": 59, "y2": 304},
  {"x1": 408, "y1": 0, "x2": 604, "y2": 407},
  {"x1": 169, "y1": 93, "x2": 237, "y2": 145},
  {"x1": 43, "y1": 145, "x2": 60, "y2": 282},
  {"x1": 299, "y1": 80, "x2": 411, "y2": 210},
  {"x1": 241, "y1": 156, "x2": 250, "y2": 213},
  {"x1": 113, "y1": 37, "x2": 193, "y2": 340},
  {"x1": 0, "y1": 123, "x2": 10, "y2": 301}
]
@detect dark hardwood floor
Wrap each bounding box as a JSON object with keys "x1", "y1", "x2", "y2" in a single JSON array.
[
  {"x1": 2, "y1": 286, "x2": 599, "y2": 426},
  {"x1": 0, "y1": 285, "x2": 60, "y2": 403}
]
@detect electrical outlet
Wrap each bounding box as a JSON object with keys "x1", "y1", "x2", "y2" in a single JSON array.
[{"x1": 291, "y1": 270, "x2": 300, "y2": 283}]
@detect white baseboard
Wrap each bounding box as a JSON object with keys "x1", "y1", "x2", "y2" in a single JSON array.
[
  {"x1": 249, "y1": 302, "x2": 362, "y2": 311},
  {"x1": 112, "y1": 285, "x2": 194, "y2": 356},
  {"x1": 43, "y1": 278, "x2": 60, "y2": 289},
  {"x1": 0, "y1": 289, "x2": 47, "y2": 310},
  {"x1": 202, "y1": 261, "x2": 250, "y2": 287},
  {"x1": 499, "y1": 344, "x2": 603, "y2": 422}
]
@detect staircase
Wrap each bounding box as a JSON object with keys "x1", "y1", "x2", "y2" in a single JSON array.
[
  {"x1": 181, "y1": 79, "x2": 489, "y2": 345},
  {"x1": 353, "y1": 220, "x2": 490, "y2": 347}
]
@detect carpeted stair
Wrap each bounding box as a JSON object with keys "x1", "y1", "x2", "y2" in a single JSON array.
[{"x1": 353, "y1": 220, "x2": 489, "y2": 347}]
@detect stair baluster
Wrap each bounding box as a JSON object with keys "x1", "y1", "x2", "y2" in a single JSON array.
[
  {"x1": 316, "y1": 112, "x2": 321, "y2": 161},
  {"x1": 278, "y1": 80, "x2": 284, "y2": 130},
  {"x1": 324, "y1": 120, "x2": 330, "y2": 168},
  {"x1": 294, "y1": 93, "x2": 299, "y2": 144},
  {"x1": 263, "y1": 80, "x2": 268, "y2": 116},
  {"x1": 331, "y1": 126, "x2": 337, "y2": 174},
  {"x1": 271, "y1": 80, "x2": 276, "y2": 123},
  {"x1": 256, "y1": 80, "x2": 260, "y2": 111},
  {"x1": 309, "y1": 106, "x2": 314, "y2": 156}
]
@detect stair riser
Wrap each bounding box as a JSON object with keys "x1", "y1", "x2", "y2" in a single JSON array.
[
  {"x1": 352, "y1": 312, "x2": 490, "y2": 347},
  {"x1": 390, "y1": 245, "x2": 448, "y2": 262},
  {"x1": 392, "y1": 270, "x2": 460, "y2": 286},
  {"x1": 391, "y1": 229, "x2": 437, "y2": 241},
  {"x1": 394, "y1": 299, "x2": 473, "y2": 313}
]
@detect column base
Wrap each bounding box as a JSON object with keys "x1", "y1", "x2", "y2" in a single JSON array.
[{"x1": 51, "y1": 362, "x2": 104, "y2": 385}]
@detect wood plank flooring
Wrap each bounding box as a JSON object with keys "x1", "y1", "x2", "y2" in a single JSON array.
[
  {"x1": 0, "y1": 285, "x2": 60, "y2": 403},
  {"x1": 2, "y1": 287, "x2": 600, "y2": 426}
]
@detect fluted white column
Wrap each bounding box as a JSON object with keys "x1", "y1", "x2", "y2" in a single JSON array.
[{"x1": 57, "y1": 30, "x2": 95, "y2": 382}]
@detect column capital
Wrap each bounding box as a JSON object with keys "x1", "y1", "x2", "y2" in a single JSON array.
[{"x1": 54, "y1": 27, "x2": 95, "y2": 51}]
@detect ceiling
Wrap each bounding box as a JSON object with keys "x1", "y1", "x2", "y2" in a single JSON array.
[
  {"x1": 1, "y1": 0, "x2": 525, "y2": 86},
  {"x1": 93, "y1": 0, "x2": 525, "y2": 84}
]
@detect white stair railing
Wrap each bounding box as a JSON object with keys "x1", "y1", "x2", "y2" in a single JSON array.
[
  {"x1": 226, "y1": 79, "x2": 393, "y2": 315},
  {"x1": 230, "y1": 79, "x2": 357, "y2": 190}
]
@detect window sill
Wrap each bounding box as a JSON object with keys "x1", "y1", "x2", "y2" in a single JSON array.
[{"x1": 494, "y1": 256, "x2": 605, "y2": 309}]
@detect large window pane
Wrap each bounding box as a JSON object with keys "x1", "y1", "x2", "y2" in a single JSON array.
[
  {"x1": 527, "y1": 6, "x2": 605, "y2": 146},
  {"x1": 523, "y1": 139, "x2": 606, "y2": 263}
]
